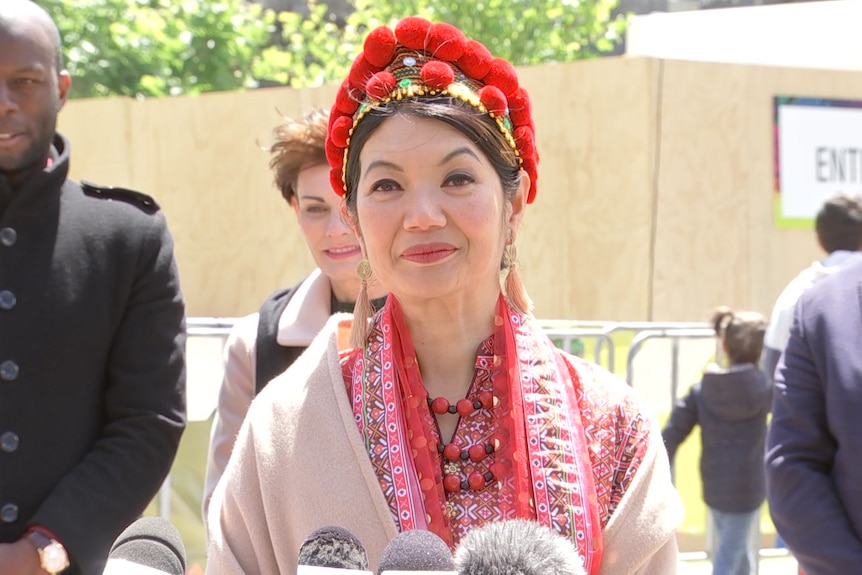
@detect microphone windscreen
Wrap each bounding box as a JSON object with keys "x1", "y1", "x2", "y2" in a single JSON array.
[
  {"x1": 377, "y1": 529, "x2": 455, "y2": 574},
  {"x1": 453, "y1": 519, "x2": 586, "y2": 575},
  {"x1": 107, "y1": 516, "x2": 187, "y2": 575},
  {"x1": 296, "y1": 567, "x2": 372, "y2": 575},
  {"x1": 298, "y1": 526, "x2": 369, "y2": 570}
]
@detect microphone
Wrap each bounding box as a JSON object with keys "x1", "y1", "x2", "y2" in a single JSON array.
[
  {"x1": 297, "y1": 526, "x2": 371, "y2": 574},
  {"x1": 102, "y1": 516, "x2": 187, "y2": 575},
  {"x1": 377, "y1": 529, "x2": 457, "y2": 575},
  {"x1": 453, "y1": 519, "x2": 586, "y2": 575}
]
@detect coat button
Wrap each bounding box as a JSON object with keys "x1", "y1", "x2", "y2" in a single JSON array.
[
  {"x1": 0, "y1": 361, "x2": 19, "y2": 381},
  {"x1": 0, "y1": 290, "x2": 16, "y2": 310},
  {"x1": 0, "y1": 503, "x2": 18, "y2": 523},
  {"x1": 0, "y1": 228, "x2": 16, "y2": 247},
  {"x1": 0, "y1": 432, "x2": 18, "y2": 453}
]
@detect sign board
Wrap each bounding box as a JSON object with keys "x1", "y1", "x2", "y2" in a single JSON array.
[{"x1": 774, "y1": 96, "x2": 862, "y2": 228}]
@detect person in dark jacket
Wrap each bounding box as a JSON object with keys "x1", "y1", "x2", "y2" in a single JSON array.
[
  {"x1": 0, "y1": 2, "x2": 186, "y2": 573},
  {"x1": 766, "y1": 257, "x2": 862, "y2": 575},
  {"x1": 663, "y1": 307, "x2": 770, "y2": 575}
]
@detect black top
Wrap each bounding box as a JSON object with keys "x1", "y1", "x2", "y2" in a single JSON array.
[{"x1": 254, "y1": 286, "x2": 386, "y2": 394}]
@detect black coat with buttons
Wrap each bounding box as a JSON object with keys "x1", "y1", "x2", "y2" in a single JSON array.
[{"x1": 0, "y1": 134, "x2": 186, "y2": 574}]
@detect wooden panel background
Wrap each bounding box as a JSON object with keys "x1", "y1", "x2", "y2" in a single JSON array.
[
  {"x1": 652, "y1": 59, "x2": 862, "y2": 321},
  {"x1": 516, "y1": 57, "x2": 658, "y2": 321},
  {"x1": 57, "y1": 57, "x2": 862, "y2": 321}
]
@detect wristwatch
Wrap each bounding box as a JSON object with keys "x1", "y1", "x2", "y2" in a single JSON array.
[{"x1": 26, "y1": 530, "x2": 70, "y2": 574}]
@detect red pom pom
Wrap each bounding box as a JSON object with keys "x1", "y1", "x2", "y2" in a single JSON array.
[
  {"x1": 329, "y1": 115, "x2": 353, "y2": 148},
  {"x1": 478, "y1": 85, "x2": 508, "y2": 116},
  {"x1": 483, "y1": 57, "x2": 519, "y2": 96},
  {"x1": 363, "y1": 25, "x2": 397, "y2": 68},
  {"x1": 395, "y1": 16, "x2": 432, "y2": 51},
  {"x1": 325, "y1": 138, "x2": 343, "y2": 170},
  {"x1": 327, "y1": 107, "x2": 339, "y2": 132},
  {"x1": 348, "y1": 55, "x2": 374, "y2": 93},
  {"x1": 520, "y1": 158, "x2": 538, "y2": 204},
  {"x1": 329, "y1": 168, "x2": 345, "y2": 197},
  {"x1": 420, "y1": 61, "x2": 454, "y2": 90},
  {"x1": 514, "y1": 125, "x2": 535, "y2": 158},
  {"x1": 366, "y1": 71, "x2": 396, "y2": 100},
  {"x1": 427, "y1": 22, "x2": 467, "y2": 61},
  {"x1": 457, "y1": 39, "x2": 493, "y2": 80},
  {"x1": 334, "y1": 81, "x2": 360, "y2": 116},
  {"x1": 520, "y1": 142, "x2": 539, "y2": 171},
  {"x1": 508, "y1": 87, "x2": 532, "y2": 127}
]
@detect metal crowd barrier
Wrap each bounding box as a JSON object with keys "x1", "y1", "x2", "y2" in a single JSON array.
[{"x1": 157, "y1": 318, "x2": 235, "y2": 519}]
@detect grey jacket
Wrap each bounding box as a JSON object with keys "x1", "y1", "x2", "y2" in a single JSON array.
[{"x1": 662, "y1": 364, "x2": 771, "y2": 513}]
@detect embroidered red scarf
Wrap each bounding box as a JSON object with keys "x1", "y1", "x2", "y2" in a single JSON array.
[{"x1": 346, "y1": 294, "x2": 604, "y2": 574}]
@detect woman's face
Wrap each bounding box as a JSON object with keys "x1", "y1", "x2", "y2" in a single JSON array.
[
  {"x1": 291, "y1": 163, "x2": 362, "y2": 301},
  {"x1": 352, "y1": 114, "x2": 526, "y2": 305}
]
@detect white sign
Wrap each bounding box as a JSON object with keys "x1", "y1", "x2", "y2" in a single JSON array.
[{"x1": 775, "y1": 98, "x2": 862, "y2": 227}]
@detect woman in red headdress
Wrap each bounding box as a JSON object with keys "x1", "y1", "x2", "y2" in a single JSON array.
[{"x1": 207, "y1": 17, "x2": 683, "y2": 575}]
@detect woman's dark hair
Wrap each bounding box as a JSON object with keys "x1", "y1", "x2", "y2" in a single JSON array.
[
  {"x1": 815, "y1": 192, "x2": 862, "y2": 253},
  {"x1": 342, "y1": 96, "x2": 522, "y2": 215},
  {"x1": 712, "y1": 306, "x2": 767, "y2": 366}
]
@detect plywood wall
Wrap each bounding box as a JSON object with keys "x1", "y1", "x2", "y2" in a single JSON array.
[
  {"x1": 652, "y1": 59, "x2": 862, "y2": 321},
  {"x1": 516, "y1": 57, "x2": 659, "y2": 321},
  {"x1": 57, "y1": 57, "x2": 862, "y2": 321}
]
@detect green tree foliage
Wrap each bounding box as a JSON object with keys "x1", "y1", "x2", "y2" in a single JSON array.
[
  {"x1": 43, "y1": 0, "x2": 625, "y2": 99},
  {"x1": 372, "y1": 0, "x2": 626, "y2": 63},
  {"x1": 42, "y1": 0, "x2": 275, "y2": 98},
  {"x1": 258, "y1": 0, "x2": 627, "y2": 89}
]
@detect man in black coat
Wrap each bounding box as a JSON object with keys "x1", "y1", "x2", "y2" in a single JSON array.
[{"x1": 0, "y1": 2, "x2": 186, "y2": 573}]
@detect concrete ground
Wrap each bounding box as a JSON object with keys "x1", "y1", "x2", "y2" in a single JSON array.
[{"x1": 679, "y1": 551, "x2": 799, "y2": 574}]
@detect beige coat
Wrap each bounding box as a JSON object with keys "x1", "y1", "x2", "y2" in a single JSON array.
[
  {"x1": 203, "y1": 269, "x2": 336, "y2": 516},
  {"x1": 206, "y1": 315, "x2": 683, "y2": 574}
]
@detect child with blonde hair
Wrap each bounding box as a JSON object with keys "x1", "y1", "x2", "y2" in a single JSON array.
[{"x1": 663, "y1": 307, "x2": 772, "y2": 575}]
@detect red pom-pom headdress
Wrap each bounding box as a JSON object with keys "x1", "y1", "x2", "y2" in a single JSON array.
[{"x1": 326, "y1": 16, "x2": 539, "y2": 203}]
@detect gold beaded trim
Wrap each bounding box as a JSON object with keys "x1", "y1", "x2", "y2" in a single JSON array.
[{"x1": 341, "y1": 80, "x2": 521, "y2": 190}]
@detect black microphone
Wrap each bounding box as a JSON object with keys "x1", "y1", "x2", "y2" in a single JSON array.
[
  {"x1": 103, "y1": 516, "x2": 187, "y2": 575},
  {"x1": 377, "y1": 529, "x2": 456, "y2": 574},
  {"x1": 297, "y1": 526, "x2": 371, "y2": 574},
  {"x1": 453, "y1": 519, "x2": 586, "y2": 575}
]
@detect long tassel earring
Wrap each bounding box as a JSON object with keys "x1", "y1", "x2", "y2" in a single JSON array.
[
  {"x1": 504, "y1": 243, "x2": 534, "y2": 315},
  {"x1": 350, "y1": 257, "x2": 373, "y2": 349}
]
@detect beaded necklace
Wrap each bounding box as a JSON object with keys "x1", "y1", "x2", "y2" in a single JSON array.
[{"x1": 426, "y1": 392, "x2": 500, "y2": 492}]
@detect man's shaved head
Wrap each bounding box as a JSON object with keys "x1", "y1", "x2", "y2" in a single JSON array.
[
  {"x1": 0, "y1": 0, "x2": 63, "y2": 71},
  {"x1": 0, "y1": 0, "x2": 71, "y2": 185}
]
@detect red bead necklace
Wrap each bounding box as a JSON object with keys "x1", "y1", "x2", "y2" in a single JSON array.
[
  {"x1": 427, "y1": 391, "x2": 497, "y2": 492},
  {"x1": 427, "y1": 391, "x2": 494, "y2": 415}
]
